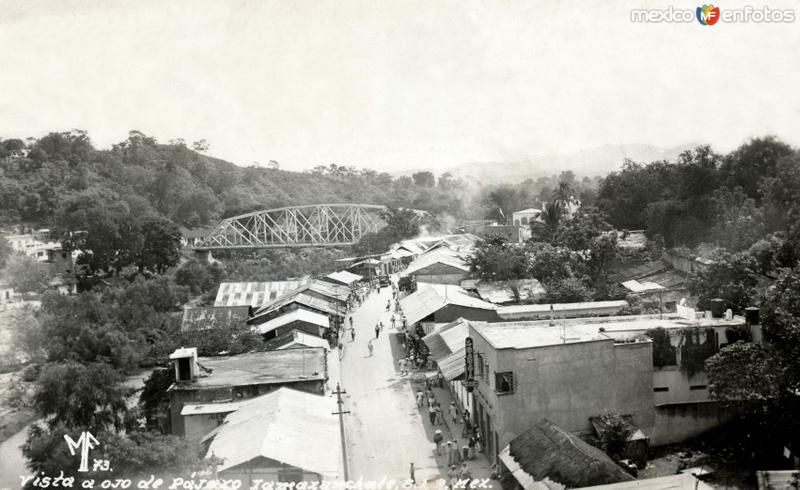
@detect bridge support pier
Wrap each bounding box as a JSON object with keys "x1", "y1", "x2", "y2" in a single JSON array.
[{"x1": 194, "y1": 249, "x2": 213, "y2": 264}]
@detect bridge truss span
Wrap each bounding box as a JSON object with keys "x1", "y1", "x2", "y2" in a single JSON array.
[{"x1": 197, "y1": 203, "x2": 421, "y2": 250}]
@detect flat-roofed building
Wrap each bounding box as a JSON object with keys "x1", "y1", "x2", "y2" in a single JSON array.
[
  {"x1": 468, "y1": 319, "x2": 655, "y2": 465},
  {"x1": 168, "y1": 347, "x2": 327, "y2": 438}
]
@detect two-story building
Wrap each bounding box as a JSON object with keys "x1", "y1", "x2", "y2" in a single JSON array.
[{"x1": 467, "y1": 320, "x2": 655, "y2": 465}]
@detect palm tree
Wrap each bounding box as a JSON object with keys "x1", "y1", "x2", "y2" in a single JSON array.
[{"x1": 540, "y1": 200, "x2": 563, "y2": 242}]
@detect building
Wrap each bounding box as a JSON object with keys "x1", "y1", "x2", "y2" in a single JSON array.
[
  {"x1": 248, "y1": 293, "x2": 343, "y2": 328},
  {"x1": 468, "y1": 319, "x2": 655, "y2": 464},
  {"x1": 269, "y1": 329, "x2": 330, "y2": 351},
  {"x1": 202, "y1": 387, "x2": 342, "y2": 484},
  {"x1": 399, "y1": 284, "x2": 499, "y2": 333},
  {"x1": 476, "y1": 224, "x2": 530, "y2": 243},
  {"x1": 496, "y1": 300, "x2": 628, "y2": 321},
  {"x1": 403, "y1": 248, "x2": 471, "y2": 285},
  {"x1": 512, "y1": 208, "x2": 542, "y2": 226},
  {"x1": 476, "y1": 279, "x2": 546, "y2": 305},
  {"x1": 168, "y1": 347, "x2": 327, "y2": 438},
  {"x1": 181, "y1": 306, "x2": 250, "y2": 332},
  {"x1": 214, "y1": 280, "x2": 310, "y2": 308},
  {"x1": 251, "y1": 308, "x2": 330, "y2": 340},
  {"x1": 499, "y1": 418, "x2": 635, "y2": 490},
  {"x1": 321, "y1": 270, "x2": 362, "y2": 287},
  {"x1": 608, "y1": 260, "x2": 688, "y2": 307},
  {"x1": 179, "y1": 227, "x2": 215, "y2": 248}
]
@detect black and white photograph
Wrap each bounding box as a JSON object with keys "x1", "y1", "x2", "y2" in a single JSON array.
[{"x1": 0, "y1": 1, "x2": 799, "y2": 489}]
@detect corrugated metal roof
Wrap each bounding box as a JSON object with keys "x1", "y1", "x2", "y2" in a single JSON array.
[
  {"x1": 250, "y1": 289, "x2": 342, "y2": 323},
  {"x1": 325, "y1": 270, "x2": 363, "y2": 285},
  {"x1": 181, "y1": 401, "x2": 240, "y2": 416},
  {"x1": 252, "y1": 308, "x2": 330, "y2": 335},
  {"x1": 205, "y1": 387, "x2": 341, "y2": 478},
  {"x1": 276, "y1": 331, "x2": 330, "y2": 351},
  {"x1": 399, "y1": 284, "x2": 496, "y2": 326},
  {"x1": 214, "y1": 280, "x2": 309, "y2": 307}
]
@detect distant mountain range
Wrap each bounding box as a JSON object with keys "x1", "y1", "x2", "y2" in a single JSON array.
[{"x1": 392, "y1": 143, "x2": 701, "y2": 184}]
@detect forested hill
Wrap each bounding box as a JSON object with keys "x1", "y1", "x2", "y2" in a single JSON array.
[{"x1": 0, "y1": 130, "x2": 468, "y2": 232}]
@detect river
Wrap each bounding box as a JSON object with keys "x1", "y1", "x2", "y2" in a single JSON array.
[{"x1": 0, "y1": 424, "x2": 30, "y2": 490}]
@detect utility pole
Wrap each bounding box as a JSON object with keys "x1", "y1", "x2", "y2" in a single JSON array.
[{"x1": 332, "y1": 383, "x2": 351, "y2": 481}]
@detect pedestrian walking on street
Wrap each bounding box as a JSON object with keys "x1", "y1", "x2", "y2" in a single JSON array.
[
  {"x1": 375, "y1": 323, "x2": 380, "y2": 339},
  {"x1": 447, "y1": 465, "x2": 458, "y2": 490},
  {"x1": 350, "y1": 328, "x2": 355, "y2": 342},
  {"x1": 434, "y1": 402, "x2": 443, "y2": 425},
  {"x1": 391, "y1": 314, "x2": 396, "y2": 329},
  {"x1": 459, "y1": 462, "x2": 472, "y2": 483},
  {"x1": 410, "y1": 462, "x2": 415, "y2": 485},
  {"x1": 349, "y1": 316, "x2": 354, "y2": 328},
  {"x1": 434, "y1": 429, "x2": 444, "y2": 455},
  {"x1": 428, "y1": 403, "x2": 436, "y2": 424},
  {"x1": 437, "y1": 371, "x2": 445, "y2": 388},
  {"x1": 386, "y1": 300, "x2": 391, "y2": 311},
  {"x1": 399, "y1": 358, "x2": 407, "y2": 376},
  {"x1": 468, "y1": 435, "x2": 476, "y2": 460},
  {"x1": 379, "y1": 320, "x2": 384, "y2": 331},
  {"x1": 367, "y1": 339, "x2": 374, "y2": 357},
  {"x1": 426, "y1": 387, "x2": 434, "y2": 406},
  {"x1": 448, "y1": 440, "x2": 460, "y2": 466},
  {"x1": 449, "y1": 402, "x2": 458, "y2": 423},
  {"x1": 416, "y1": 389, "x2": 424, "y2": 408}
]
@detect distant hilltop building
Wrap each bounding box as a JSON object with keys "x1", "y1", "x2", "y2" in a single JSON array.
[{"x1": 512, "y1": 208, "x2": 542, "y2": 226}]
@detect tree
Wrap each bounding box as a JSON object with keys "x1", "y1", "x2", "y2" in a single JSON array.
[
  {"x1": 1, "y1": 254, "x2": 51, "y2": 293},
  {"x1": 192, "y1": 139, "x2": 210, "y2": 153},
  {"x1": 33, "y1": 361, "x2": 129, "y2": 430},
  {"x1": 23, "y1": 424, "x2": 201, "y2": 481},
  {"x1": 532, "y1": 200, "x2": 563, "y2": 243},
  {"x1": 353, "y1": 207, "x2": 420, "y2": 255},
  {"x1": 139, "y1": 368, "x2": 175, "y2": 433},
  {"x1": 527, "y1": 243, "x2": 584, "y2": 284},
  {"x1": 0, "y1": 236, "x2": 11, "y2": 269},
  {"x1": 721, "y1": 136, "x2": 793, "y2": 201},
  {"x1": 704, "y1": 266, "x2": 800, "y2": 448},
  {"x1": 542, "y1": 276, "x2": 591, "y2": 303},
  {"x1": 709, "y1": 187, "x2": 765, "y2": 251},
  {"x1": 136, "y1": 216, "x2": 181, "y2": 274},
  {"x1": 411, "y1": 171, "x2": 435, "y2": 188},
  {"x1": 469, "y1": 236, "x2": 529, "y2": 281},
  {"x1": 175, "y1": 260, "x2": 224, "y2": 295},
  {"x1": 688, "y1": 250, "x2": 759, "y2": 312},
  {"x1": 594, "y1": 413, "x2": 633, "y2": 460}
]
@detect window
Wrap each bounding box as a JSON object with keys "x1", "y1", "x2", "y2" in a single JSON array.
[
  {"x1": 653, "y1": 387, "x2": 669, "y2": 392},
  {"x1": 476, "y1": 354, "x2": 484, "y2": 378},
  {"x1": 495, "y1": 372, "x2": 514, "y2": 394},
  {"x1": 690, "y1": 385, "x2": 707, "y2": 391}
]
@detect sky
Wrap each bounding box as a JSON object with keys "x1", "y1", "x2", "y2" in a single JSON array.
[{"x1": 0, "y1": 0, "x2": 798, "y2": 172}]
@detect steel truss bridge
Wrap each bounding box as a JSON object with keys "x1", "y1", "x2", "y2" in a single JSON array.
[{"x1": 196, "y1": 204, "x2": 428, "y2": 250}]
